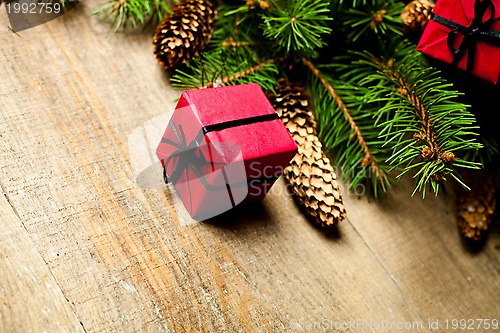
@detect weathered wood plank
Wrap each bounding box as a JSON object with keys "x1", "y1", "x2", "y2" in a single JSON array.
[
  {"x1": 0, "y1": 186, "x2": 84, "y2": 333},
  {"x1": 342, "y1": 181, "x2": 500, "y2": 325}
]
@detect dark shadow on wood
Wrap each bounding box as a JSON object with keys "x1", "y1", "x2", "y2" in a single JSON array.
[
  {"x1": 459, "y1": 233, "x2": 490, "y2": 254},
  {"x1": 202, "y1": 200, "x2": 275, "y2": 233}
]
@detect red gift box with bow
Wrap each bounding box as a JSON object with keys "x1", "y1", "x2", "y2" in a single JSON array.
[
  {"x1": 156, "y1": 83, "x2": 298, "y2": 220},
  {"x1": 416, "y1": 0, "x2": 500, "y2": 84}
]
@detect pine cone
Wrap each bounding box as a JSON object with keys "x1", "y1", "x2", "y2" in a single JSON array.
[
  {"x1": 267, "y1": 79, "x2": 346, "y2": 228},
  {"x1": 456, "y1": 169, "x2": 497, "y2": 242},
  {"x1": 401, "y1": 0, "x2": 434, "y2": 37},
  {"x1": 246, "y1": 0, "x2": 271, "y2": 10},
  {"x1": 153, "y1": 0, "x2": 218, "y2": 71}
]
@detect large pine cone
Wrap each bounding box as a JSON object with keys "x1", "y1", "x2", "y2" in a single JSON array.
[
  {"x1": 268, "y1": 79, "x2": 346, "y2": 228},
  {"x1": 456, "y1": 168, "x2": 497, "y2": 243}
]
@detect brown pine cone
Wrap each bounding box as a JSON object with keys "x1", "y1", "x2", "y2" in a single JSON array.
[
  {"x1": 153, "y1": 0, "x2": 218, "y2": 71},
  {"x1": 246, "y1": 0, "x2": 271, "y2": 10},
  {"x1": 267, "y1": 79, "x2": 346, "y2": 228},
  {"x1": 456, "y1": 168, "x2": 497, "y2": 243},
  {"x1": 401, "y1": 0, "x2": 435, "y2": 37}
]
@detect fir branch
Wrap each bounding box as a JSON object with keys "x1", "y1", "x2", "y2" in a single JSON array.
[
  {"x1": 344, "y1": 46, "x2": 483, "y2": 197},
  {"x1": 332, "y1": 0, "x2": 403, "y2": 46},
  {"x1": 209, "y1": 1, "x2": 277, "y2": 62},
  {"x1": 170, "y1": 50, "x2": 280, "y2": 91},
  {"x1": 203, "y1": 57, "x2": 283, "y2": 88},
  {"x1": 221, "y1": 38, "x2": 262, "y2": 49},
  {"x1": 379, "y1": 58, "x2": 444, "y2": 164},
  {"x1": 334, "y1": 0, "x2": 369, "y2": 7},
  {"x1": 91, "y1": 0, "x2": 174, "y2": 32},
  {"x1": 325, "y1": 36, "x2": 483, "y2": 197},
  {"x1": 302, "y1": 57, "x2": 374, "y2": 170},
  {"x1": 301, "y1": 56, "x2": 390, "y2": 197},
  {"x1": 261, "y1": 0, "x2": 332, "y2": 54}
]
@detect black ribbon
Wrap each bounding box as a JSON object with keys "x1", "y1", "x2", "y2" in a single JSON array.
[
  {"x1": 431, "y1": 0, "x2": 500, "y2": 72},
  {"x1": 161, "y1": 112, "x2": 281, "y2": 190}
]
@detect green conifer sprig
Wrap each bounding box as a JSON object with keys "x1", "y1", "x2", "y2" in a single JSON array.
[
  {"x1": 91, "y1": 0, "x2": 175, "y2": 32},
  {"x1": 333, "y1": 0, "x2": 370, "y2": 8},
  {"x1": 381, "y1": 67, "x2": 482, "y2": 197},
  {"x1": 326, "y1": 42, "x2": 483, "y2": 197},
  {"x1": 301, "y1": 57, "x2": 393, "y2": 197},
  {"x1": 340, "y1": 0, "x2": 404, "y2": 43},
  {"x1": 170, "y1": 51, "x2": 280, "y2": 92},
  {"x1": 261, "y1": 0, "x2": 332, "y2": 53}
]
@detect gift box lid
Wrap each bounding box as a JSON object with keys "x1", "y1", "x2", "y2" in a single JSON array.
[{"x1": 159, "y1": 83, "x2": 297, "y2": 164}]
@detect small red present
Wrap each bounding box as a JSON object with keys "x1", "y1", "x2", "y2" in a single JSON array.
[
  {"x1": 156, "y1": 83, "x2": 298, "y2": 220},
  {"x1": 416, "y1": 0, "x2": 500, "y2": 84}
]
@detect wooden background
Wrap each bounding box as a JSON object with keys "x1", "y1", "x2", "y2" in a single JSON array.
[{"x1": 1, "y1": 2, "x2": 499, "y2": 332}]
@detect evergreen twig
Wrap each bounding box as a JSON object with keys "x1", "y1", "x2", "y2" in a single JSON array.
[
  {"x1": 203, "y1": 57, "x2": 284, "y2": 88},
  {"x1": 301, "y1": 57, "x2": 381, "y2": 179},
  {"x1": 92, "y1": 0, "x2": 174, "y2": 32}
]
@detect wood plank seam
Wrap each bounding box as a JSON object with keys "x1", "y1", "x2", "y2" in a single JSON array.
[
  {"x1": 345, "y1": 215, "x2": 427, "y2": 325},
  {"x1": 0, "y1": 182, "x2": 21, "y2": 222}
]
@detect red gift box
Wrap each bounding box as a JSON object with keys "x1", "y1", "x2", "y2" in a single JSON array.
[
  {"x1": 156, "y1": 83, "x2": 298, "y2": 220},
  {"x1": 416, "y1": 0, "x2": 500, "y2": 84}
]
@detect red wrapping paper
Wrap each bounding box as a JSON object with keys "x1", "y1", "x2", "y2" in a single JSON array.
[
  {"x1": 416, "y1": 0, "x2": 500, "y2": 84},
  {"x1": 156, "y1": 83, "x2": 298, "y2": 220}
]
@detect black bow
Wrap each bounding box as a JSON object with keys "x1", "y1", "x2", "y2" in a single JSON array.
[
  {"x1": 431, "y1": 0, "x2": 500, "y2": 72},
  {"x1": 161, "y1": 112, "x2": 281, "y2": 189},
  {"x1": 161, "y1": 121, "x2": 225, "y2": 190}
]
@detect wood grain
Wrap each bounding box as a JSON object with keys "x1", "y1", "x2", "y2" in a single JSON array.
[
  {"x1": 0, "y1": 2, "x2": 499, "y2": 333},
  {"x1": 0, "y1": 187, "x2": 84, "y2": 333}
]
